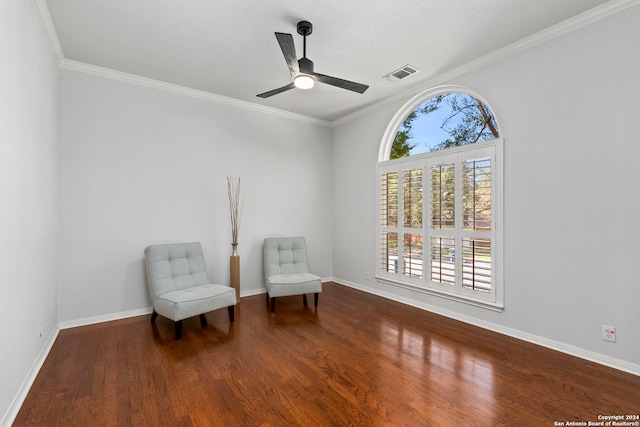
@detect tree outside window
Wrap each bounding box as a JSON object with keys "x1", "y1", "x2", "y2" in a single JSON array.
[
  {"x1": 391, "y1": 93, "x2": 500, "y2": 159},
  {"x1": 378, "y1": 90, "x2": 502, "y2": 308}
]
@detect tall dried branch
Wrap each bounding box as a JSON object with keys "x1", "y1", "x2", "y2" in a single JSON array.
[{"x1": 227, "y1": 177, "x2": 241, "y2": 244}]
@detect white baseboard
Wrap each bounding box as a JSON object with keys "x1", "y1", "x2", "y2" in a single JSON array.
[
  {"x1": 330, "y1": 278, "x2": 640, "y2": 377},
  {"x1": 1, "y1": 325, "x2": 60, "y2": 427},
  {"x1": 3, "y1": 280, "x2": 332, "y2": 424},
  {"x1": 2, "y1": 308, "x2": 154, "y2": 426},
  {"x1": 58, "y1": 307, "x2": 153, "y2": 330},
  {"x1": 5, "y1": 277, "x2": 635, "y2": 427},
  {"x1": 239, "y1": 287, "x2": 266, "y2": 298}
]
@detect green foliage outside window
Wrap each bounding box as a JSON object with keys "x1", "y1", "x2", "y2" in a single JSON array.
[{"x1": 391, "y1": 93, "x2": 500, "y2": 159}]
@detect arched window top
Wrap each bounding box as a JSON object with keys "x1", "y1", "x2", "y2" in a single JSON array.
[{"x1": 379, "y1": 86, "x2": 501, "y2": 161}]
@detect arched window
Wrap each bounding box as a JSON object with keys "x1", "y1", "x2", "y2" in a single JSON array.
[{"x1": 376, "y1": 86, "x2": 504, "y2": 310}]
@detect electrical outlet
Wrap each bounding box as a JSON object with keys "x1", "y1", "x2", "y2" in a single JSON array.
[
  {"x1": 602, "y1": 325, "x2": 616, "y2": 342},
  {"x1": 365, "y1": 271, "x2": 370, "y2": 280}
]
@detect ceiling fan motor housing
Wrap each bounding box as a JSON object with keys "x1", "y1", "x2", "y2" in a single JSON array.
[{"x1": 297, "y1": 21, "x2": 313, "y2": 36}]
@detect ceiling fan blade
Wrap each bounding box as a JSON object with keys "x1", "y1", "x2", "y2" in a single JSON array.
[
  {"x1": 312, "y1": 73, "x2": 369, "y2": 94},
  {"x1": 275, "y1": 32, "x2": 299, "y2": 77},
  {"x1": 256, "y1": 82, "x2": 296, "y2": 98}
]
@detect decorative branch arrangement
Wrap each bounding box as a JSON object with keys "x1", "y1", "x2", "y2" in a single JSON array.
[{"x1": 227, "y1": 176, "x2": 241, "y2": 245}]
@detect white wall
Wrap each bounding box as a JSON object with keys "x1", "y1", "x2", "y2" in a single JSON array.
[
  {"x1": 0, "y1": 0, "x2": 58, "y2": 423},
  {"x1": 2, "y1": 3, "x2": 639, "y2": 423},
  {"x1": 332, "y1": 6, "x2": 640, "y2": 367},
  {"x1": 57, "y1": 70, "x2": 333, "y2": 322}
]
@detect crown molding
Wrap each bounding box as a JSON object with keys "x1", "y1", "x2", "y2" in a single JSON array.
[
  {"x1": 58, "y1": 59, "x2": 332, "y2": 126},
  {"x1": 30, "y1": 0, "x2": 330, "y2": 127},
  {"x1": 29, "y1": 0, "x2": 64, "y2": 63},
  {"x1": 31, "y1": 0, "x2": 638, "y2": 128},
  {"x1": 330, "y1": 0, "x2": 640, "y2": 127}
]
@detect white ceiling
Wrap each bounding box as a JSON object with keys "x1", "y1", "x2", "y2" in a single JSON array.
[{"x1": 42, "y1": 0, "x2": 611, "y2": 122}]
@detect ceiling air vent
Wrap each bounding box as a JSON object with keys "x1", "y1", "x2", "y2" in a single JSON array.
[{"x1": 384, "y1": 65, "x2": 420, "y2": 82}]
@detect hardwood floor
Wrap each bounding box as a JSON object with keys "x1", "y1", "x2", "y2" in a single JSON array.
[{"x1": 14, "y1": 282, "x2": 640, "y2": 426}]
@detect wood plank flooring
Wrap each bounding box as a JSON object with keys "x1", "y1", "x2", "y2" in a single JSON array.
[{"x1": 14, "y1": 282, "x2": 640, "y2": 426}]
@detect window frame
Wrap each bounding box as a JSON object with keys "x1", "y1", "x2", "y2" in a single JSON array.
[{"x1": 376, "y1": 87, "x2": 504, "y2": 311}]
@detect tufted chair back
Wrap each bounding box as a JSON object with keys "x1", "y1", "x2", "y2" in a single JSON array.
[
  {"x1": 143, "y1": 241, "x2": 236, "y2": 340},
  {"x1": 262, "y1": 237, "x2": 321, "y2": 312},
  {"x1": 144, "y1": 242, "x2": 210, "y2": 303},
  {"x1": 263, "y1": 237, "x2": 310, "y2": 278}
]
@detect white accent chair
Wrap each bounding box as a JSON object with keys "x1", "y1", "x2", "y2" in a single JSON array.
[
  {"x1": 144, "y1": 242, "x2": 236, "y2": 340},
  {"x1": 263, "y1": 237, "x2": 322, "y2": 313}
]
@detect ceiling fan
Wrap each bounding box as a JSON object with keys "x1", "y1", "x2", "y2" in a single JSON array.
[{"x1": 257, "y1": 21, "x2": 369, "y2": 98}]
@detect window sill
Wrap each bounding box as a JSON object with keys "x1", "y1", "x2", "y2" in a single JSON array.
[{"x1": 375, "y1": 275, "x2": 504, "y2": 312}]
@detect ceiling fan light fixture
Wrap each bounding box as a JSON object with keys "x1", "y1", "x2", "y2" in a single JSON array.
[
  {"x1": 294, "y1": 74, "x2": 315, "y2": 89},
  {"x1": 256, "y1": 21, "x2": 368, "y2": 98}
]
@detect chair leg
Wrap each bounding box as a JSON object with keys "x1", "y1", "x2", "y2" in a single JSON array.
[
  {"x1": 151, "y1": 310, "x2": 158, "y2": 324},
  {"x1": 199, "y1": 314, "x2": 208, "y2": 327},
  {"x1": 228, "y1": 305, "x2": 235, "y2": 322},
  {"x1": 174, "y1": 320, "x2": 183, "y2": 340},
  {"x1": 303, "y1": 294, "x2": 308, "y2": 306},
  {"x1": 314, "y1": 292, "x2": 319, "y2": 308},
  {"x1": 271, "y1": 297, "x2": 276, "y2": 313}
]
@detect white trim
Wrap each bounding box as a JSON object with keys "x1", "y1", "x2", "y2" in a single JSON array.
[
  {"x1": 50, "y1": 275, "x2": 331, "y2": 330},
  {"x1": 240, "y1": 288, "x2": 267, "y2": 298},
  {"x1": 29, "y1": 0, "x2": 64, "y2": 63},
  {"x1": 57, "y1": 276, "x2": 333, "y2": 330},
  {"x1": 375, "y1": 274, "x2": 503, "y2": 312},
  {"x1": 3, "y1": 276, "x2": 637, "y2": 427},
  {"x1": 30, "y1": 0, "x2": 332, "y2": 126},
  {"x1": 331, "y1": 279, "x2": 640, "y2": 377},
  {"x1": 58, "y1": 59, "x2": 332, "y2": 127},
  {"x1": 58, "y1": 307, "x2": 153, "y2": 330},
  {"x1": 333, "y1": 0, "x2": 640, "y2": 127},
  {"x1": 0, "y1": 325, "x2": 61, "y2": 427},
  {"x1": 30, "y1": 0, "x2": 638, "y2": 127},
  {"x1": 378, "y1": 86, "x2": 500, "y2": 162},
  {"x1": 377, "y1": 135, "x2": 504, "y2": 308}
]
